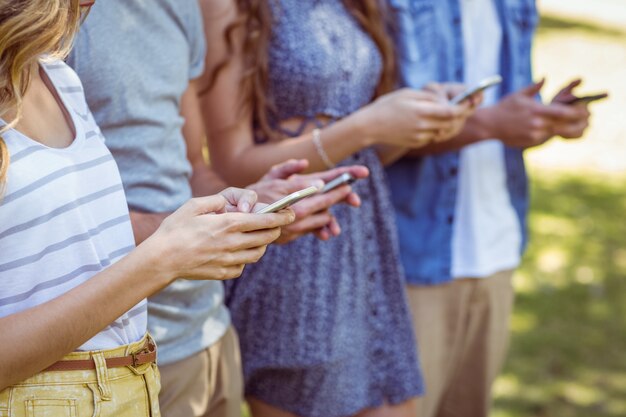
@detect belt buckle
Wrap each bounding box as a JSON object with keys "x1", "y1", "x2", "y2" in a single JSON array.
[{"x1": 131, "y1": 341, "x2": 155, "y2": 368}]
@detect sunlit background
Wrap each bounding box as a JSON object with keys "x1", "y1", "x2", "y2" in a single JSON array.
[{"x1": 494, "y1": 0, "x2": 626, "y2": 416}]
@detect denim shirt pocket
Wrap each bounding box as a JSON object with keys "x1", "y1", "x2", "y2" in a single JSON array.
[{"x1": 388, "y1": 0, "x2": 437, "y2": 64}]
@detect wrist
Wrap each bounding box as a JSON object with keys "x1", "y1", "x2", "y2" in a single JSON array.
[
  {"x1": 349, "y1": 106, "x2": 377, "y2": 148},
  {"x1": 473, "y1": 106, "x2": 502, "y2": 140},
  {"x1": 133, "y1": 236, "x2": 177, "y2": 289}
]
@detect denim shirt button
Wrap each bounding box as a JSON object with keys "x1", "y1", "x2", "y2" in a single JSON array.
[
  {"x1": 450, "y1": 166, "x2": 458, "y2": 176},
  {"x1": 455, "y1": 68, "x2": 463, "y2": 79},
  {"x1": 447, "y1": 215, "x2": 454, "y2": 225},
  {"x1": 453, "y1": 16, "x2": 461, "y2": 25}
]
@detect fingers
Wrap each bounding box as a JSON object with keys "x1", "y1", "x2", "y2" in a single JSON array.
[
  {"x1": 220, "y1": 187, "x2": 258, "y2": 213},
  {"x1": 302, "y1": 165, "x2": 370, "y2": 183},
  {"x1": 226, "y1": 227, "x2": 284, "y2": 250},
  {"x1": 326, "y1": 216, "x2": 341, "y2": 236},
  {"x1": 345, "y1": 192, "x2": 361, "y2": 207},
  {"x1": 261, "y1": 159, "x2": 309, "y2": 181},
  {"x1": 217, "y1": 246, "x2": 269, "y2": 267},
  {"x1": 414, "y1": 102, "x2": 457, "y2": 120},
  {"x1": 558, "y1": 78, "x2": 583, "y2": 94},
  {"x1": 285, "y1": 211, "x2": 335, "y2": 235},
  {"x1": 441, "y1": 82, "x2": 467, "y2": 100},
  {"x1": 534, "y1": 102, "x2": 589, "y2": 122},
  {"x1": 230, "y1": 209, "x2": 296, "y2": 232},
  {"x1": 176, "y1": 195, "x2": 228, "y2": 218},
  {"x1": 314, "y1": 228, "x2": 331, "y2": 241},
  {"x1": 553, "y1": 119, "x2": 589, "y2": 139},
  {"x1": 399, "y1": 88, "x2": 442, "y2": 103},
  {"x1": 279, "y1": 176, "x2": 325, "y2": 194},
  {"x1": 520, "y1": 79, "x2": 545, "y2": 97},
  {"x1": 189, "y1": 264, "x2": 247, "y2": 281},
  {"x1": 292, "y1": 186, "x2": 352, "y2": 217}
]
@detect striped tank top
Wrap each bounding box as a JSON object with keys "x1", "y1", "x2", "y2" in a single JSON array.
[{"x1": 0, "y1": 59, "x2": 146, "y2": 350}]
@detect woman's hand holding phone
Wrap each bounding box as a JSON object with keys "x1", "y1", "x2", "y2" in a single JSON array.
[
  {"x1": 247, "y1": 160, "x2": 369, "y2": 243},
  {"x1": 142, "y1": 194, "x2": 295, "y2": 282}
]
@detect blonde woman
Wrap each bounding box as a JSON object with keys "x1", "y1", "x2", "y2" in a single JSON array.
[{"x1": 0, "y1": 1, "x2": 294, "y2": 415}]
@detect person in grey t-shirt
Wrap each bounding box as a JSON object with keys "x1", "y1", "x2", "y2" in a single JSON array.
[{"x1": 68, "y1": 1, "x2": 367, "y2": 416}]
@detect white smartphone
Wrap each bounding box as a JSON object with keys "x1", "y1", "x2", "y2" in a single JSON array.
[
  {"x1": 321, "y1": 172, "x2": 357, "y2": 193},
  {"x1": 257, "y1": 186, "x2": 320, "y2": 214},
  {"x1": 450, "y1": 75, "x2": 503, "y2": 105}
]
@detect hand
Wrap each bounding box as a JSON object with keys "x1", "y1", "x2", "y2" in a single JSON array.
[
  {"x1": 424, "y1": 82, "x2": 484, "y2": 108},
  {"x1": 357, "y1": 87, "x2": 473, "y2": 148},
  {"x1": 488, "y1": 79, "x2": 591, "y2": 148},
  {"x1": 485, "y1": 80, "x2": 554, "y2": 148},
  {"x1": 144, "y1": 195, "x2": 295, "y2": 282},
  {"x1": 249, "y1": 159, "x2": 370, "y2": 243},
  {"x1": 275, "y1": 165, "x2": 370, "y2": 243},
  {"x1": 425, "y1": 82, "x2": 481, "y2": 141},
  {"x1": 550, "y1": 79, "x2": 591, "y2": 139},
  {"x1": 219, "y1": 187, "x2": 258, "y2": 213}
]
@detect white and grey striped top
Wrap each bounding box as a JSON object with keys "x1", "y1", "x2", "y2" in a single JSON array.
[{"x1": 0, "y1": 60, "x2": 147, "y2": 350}]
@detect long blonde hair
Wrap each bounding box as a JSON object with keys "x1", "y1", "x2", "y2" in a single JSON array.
[{"x1": 0, "y1": 0, "x2": 82, "y2": 192}]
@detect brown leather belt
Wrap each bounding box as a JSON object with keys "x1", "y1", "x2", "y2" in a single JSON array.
[{"x1": 44, "y1": 340, "x2": 157, "y2": 372}]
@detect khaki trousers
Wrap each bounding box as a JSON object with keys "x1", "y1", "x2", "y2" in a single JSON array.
[
  {"x1": 407, "y1": 270, "x2": 515, "y2": 417},
  {"x1": 158, "y1": 326, "x2": 243, "y2": 417}
]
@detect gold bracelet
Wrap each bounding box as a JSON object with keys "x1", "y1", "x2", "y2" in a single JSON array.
[{"x1": 312, "y1": 128, "x2": 335, "y2": 169}]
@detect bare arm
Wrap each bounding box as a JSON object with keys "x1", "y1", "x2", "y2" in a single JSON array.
[
  {"x1": 0, "y1": 196, "x2": 295, "y2": 390},
  {"x1": 197, "y1": 0, "x2": 470, "y2": 186},
  {"x1": 182, "y1": 79, "x2": 229, "y2": 196},
  {"x1": 0, "y1": 242, "x2": 170, "y2": 391}
]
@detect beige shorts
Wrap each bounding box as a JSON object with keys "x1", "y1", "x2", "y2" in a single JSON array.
[{"x1": 158, "y1": 326, "x2": 243, "y2": 417}]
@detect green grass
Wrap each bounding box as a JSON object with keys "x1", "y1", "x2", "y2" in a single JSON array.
[{"x1": 493, "y1": 173, "x2": 626, "y2": 417}]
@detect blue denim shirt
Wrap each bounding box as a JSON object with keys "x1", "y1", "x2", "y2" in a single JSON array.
[{"x1": 385, "y1": 0, "x2": 539, "y2": 285}]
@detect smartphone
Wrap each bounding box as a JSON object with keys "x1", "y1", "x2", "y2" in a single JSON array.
[
  {"x1": 450, "y1": 75, "x2": 503, "y2": 105},
  {"x1": 321, "y1": 172, "x2": 357, "y2": 193},
  {"x1": 563, "y1": 93, "x2": 608, "y2": 105},
  {"x1": 257, "y1": 186, "x2": 320, "y2": 214}
]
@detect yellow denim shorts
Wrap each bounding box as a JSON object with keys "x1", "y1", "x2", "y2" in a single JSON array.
[{"x1": 0, "y1": 334, "x2": 160, "y2": 417}]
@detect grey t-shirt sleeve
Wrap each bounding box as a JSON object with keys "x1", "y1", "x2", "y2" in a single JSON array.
[{"x1": 187, "y1": 1, "x2": 207, "y2": 79}]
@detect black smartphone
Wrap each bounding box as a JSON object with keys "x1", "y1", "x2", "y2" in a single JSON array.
[{"x1": 563, "y1": 93, "x2": 608, "y2": 105}]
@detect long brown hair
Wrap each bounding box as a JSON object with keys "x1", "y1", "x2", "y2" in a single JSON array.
[
  {"x1": 205, "y1": 0, "x2": 396, "y2": 141},
  {"x1": 0, "y1": 0, "x2": 82, "y2": 192}
]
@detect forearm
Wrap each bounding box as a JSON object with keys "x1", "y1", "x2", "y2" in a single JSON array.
[
  {"x1": 0, "y1": 243, "x2": 170, "y2": 390},
  {"x1": 211, "y1": 116, "x2": 373, "y2": 187},
  {"x1": 190, "y1": 164, "x2": 229, "y2": 196}
]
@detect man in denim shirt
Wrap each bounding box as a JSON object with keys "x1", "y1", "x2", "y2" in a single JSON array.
[{"x1": 387, "y1": 0, "x2": 593, "y2": 416}]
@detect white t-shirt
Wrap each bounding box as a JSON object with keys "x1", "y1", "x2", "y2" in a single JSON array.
[
  {"x1": 0, "y1": 60, "x2": 146, "y2": 350},
  {"x1": 451, "y1": 0, "x2": 522, "y2": 278}
]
